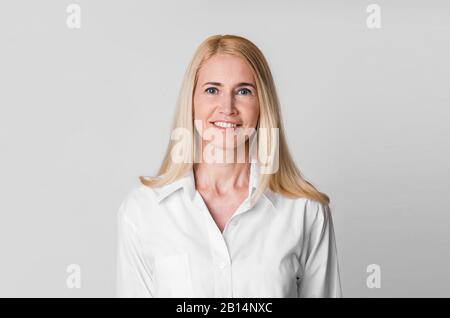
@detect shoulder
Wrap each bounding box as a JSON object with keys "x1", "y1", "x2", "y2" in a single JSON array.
[
  {"x1": 274, "y1": 193, "x2": 331, "y2": 226},
  {"x1": 117, "y1": 184, "x2": 159, "y2": 225}
]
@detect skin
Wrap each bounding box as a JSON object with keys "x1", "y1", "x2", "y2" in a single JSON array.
[{"x1": 192, "y1": 53, "x2": 260, "y2": 233}]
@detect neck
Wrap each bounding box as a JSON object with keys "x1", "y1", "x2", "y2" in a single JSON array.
[{"x1": 194, "y1": 139, "x2": 253, "y2": 195}]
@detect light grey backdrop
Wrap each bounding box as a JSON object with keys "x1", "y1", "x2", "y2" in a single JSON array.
[{"x1": 1, "y1": 0, "x2": 449, "y2": 297}]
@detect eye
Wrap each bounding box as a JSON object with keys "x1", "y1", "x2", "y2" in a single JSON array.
[
  {"x1": 237, "y1": 88, "x2": 252, "y2": 95},
  {"x1": 205, "y1": 87, "x2": 218, "y2": 94}
]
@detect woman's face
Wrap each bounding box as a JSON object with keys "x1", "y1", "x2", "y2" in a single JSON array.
[{"x1": 193, "y1": 53, "x2": 260, "y2": 152}]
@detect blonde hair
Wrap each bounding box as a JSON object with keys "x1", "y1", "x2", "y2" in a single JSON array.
[{"x1": 140, "y1": 34, "x2": 330, "y2": 205}]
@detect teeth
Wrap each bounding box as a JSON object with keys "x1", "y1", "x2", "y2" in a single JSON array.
[{"x1": 213, "y1": 121, "x2": 237, "y2": 128}]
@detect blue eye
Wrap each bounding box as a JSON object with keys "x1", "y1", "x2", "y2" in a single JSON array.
[
  {"x1": 237, "y1": 88, "x2": 252, "y2": 95},
  {"x1": 205, "y1": 87, "x2": 218, "y2": 94}
]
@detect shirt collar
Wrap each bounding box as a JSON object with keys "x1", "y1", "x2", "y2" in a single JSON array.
[{"x1": 155, "y1": 161, "x2": 277, "y2": 209}]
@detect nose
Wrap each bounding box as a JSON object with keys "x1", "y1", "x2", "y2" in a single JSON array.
[{"x1": 218, "y1": 93, "x2": 238, "y2": 116}]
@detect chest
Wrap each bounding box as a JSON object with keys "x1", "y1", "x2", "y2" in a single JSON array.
[{"x1": 140, "y1": 194, "x2": 303, "y2": 297}]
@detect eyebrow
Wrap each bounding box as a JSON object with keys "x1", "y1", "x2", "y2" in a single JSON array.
[{"x1": 202, "y1": 81, "x2": 256, "y2": 89}]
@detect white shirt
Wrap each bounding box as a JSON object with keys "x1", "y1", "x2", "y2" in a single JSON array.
[{"x1": 116, "y1": 162, "x2": 343, "y2": 298}]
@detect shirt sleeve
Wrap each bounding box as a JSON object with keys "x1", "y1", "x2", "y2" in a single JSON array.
[
  {"x1": 297, "y1": 200, "x2": 343, "y2": 298},
  {"x1": 116, "y1": 192, "x2": 154, "y2": 297}
]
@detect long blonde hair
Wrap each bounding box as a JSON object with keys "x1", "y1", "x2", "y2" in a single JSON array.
[{"x1": 140, "y1": 34, "x2": 330, "y2": 205}]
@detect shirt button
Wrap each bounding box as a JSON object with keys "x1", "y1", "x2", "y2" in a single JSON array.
[{"x1": 218, "y1": 261, "x2": 227, "y2": 269}]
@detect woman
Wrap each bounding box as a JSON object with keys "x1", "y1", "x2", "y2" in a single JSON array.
[{"x1": 116, "y1": 35, "x2": 342, "y2": 298}]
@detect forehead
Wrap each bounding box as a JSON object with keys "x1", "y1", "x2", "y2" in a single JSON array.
[{"x1": 197, "y1": 53, "x2": 255, "y2": 84}]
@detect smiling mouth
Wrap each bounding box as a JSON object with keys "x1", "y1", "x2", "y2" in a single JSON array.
[{"x1": 210, "y1": 121, "x2": 242, "y2": 129}]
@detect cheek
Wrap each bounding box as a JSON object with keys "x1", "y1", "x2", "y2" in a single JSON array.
[
  {"x1": 193, "y1": 94, "x2": 212, "y2": 120},
  {"x1": 241, "y1": 103, "x2": 260, "y2": 127}
]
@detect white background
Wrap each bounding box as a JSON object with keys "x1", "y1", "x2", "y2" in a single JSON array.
[{"x1": 0, "y1": 0, "x2": 449, "y2": 297}]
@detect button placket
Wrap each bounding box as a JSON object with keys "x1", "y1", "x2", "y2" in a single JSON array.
[
  {"x1": 214, "y1": 257, "x2": 232, "y2": 297},
  {"x1": 193, "y1": 191, "x2": 233, "y2": 297}
]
